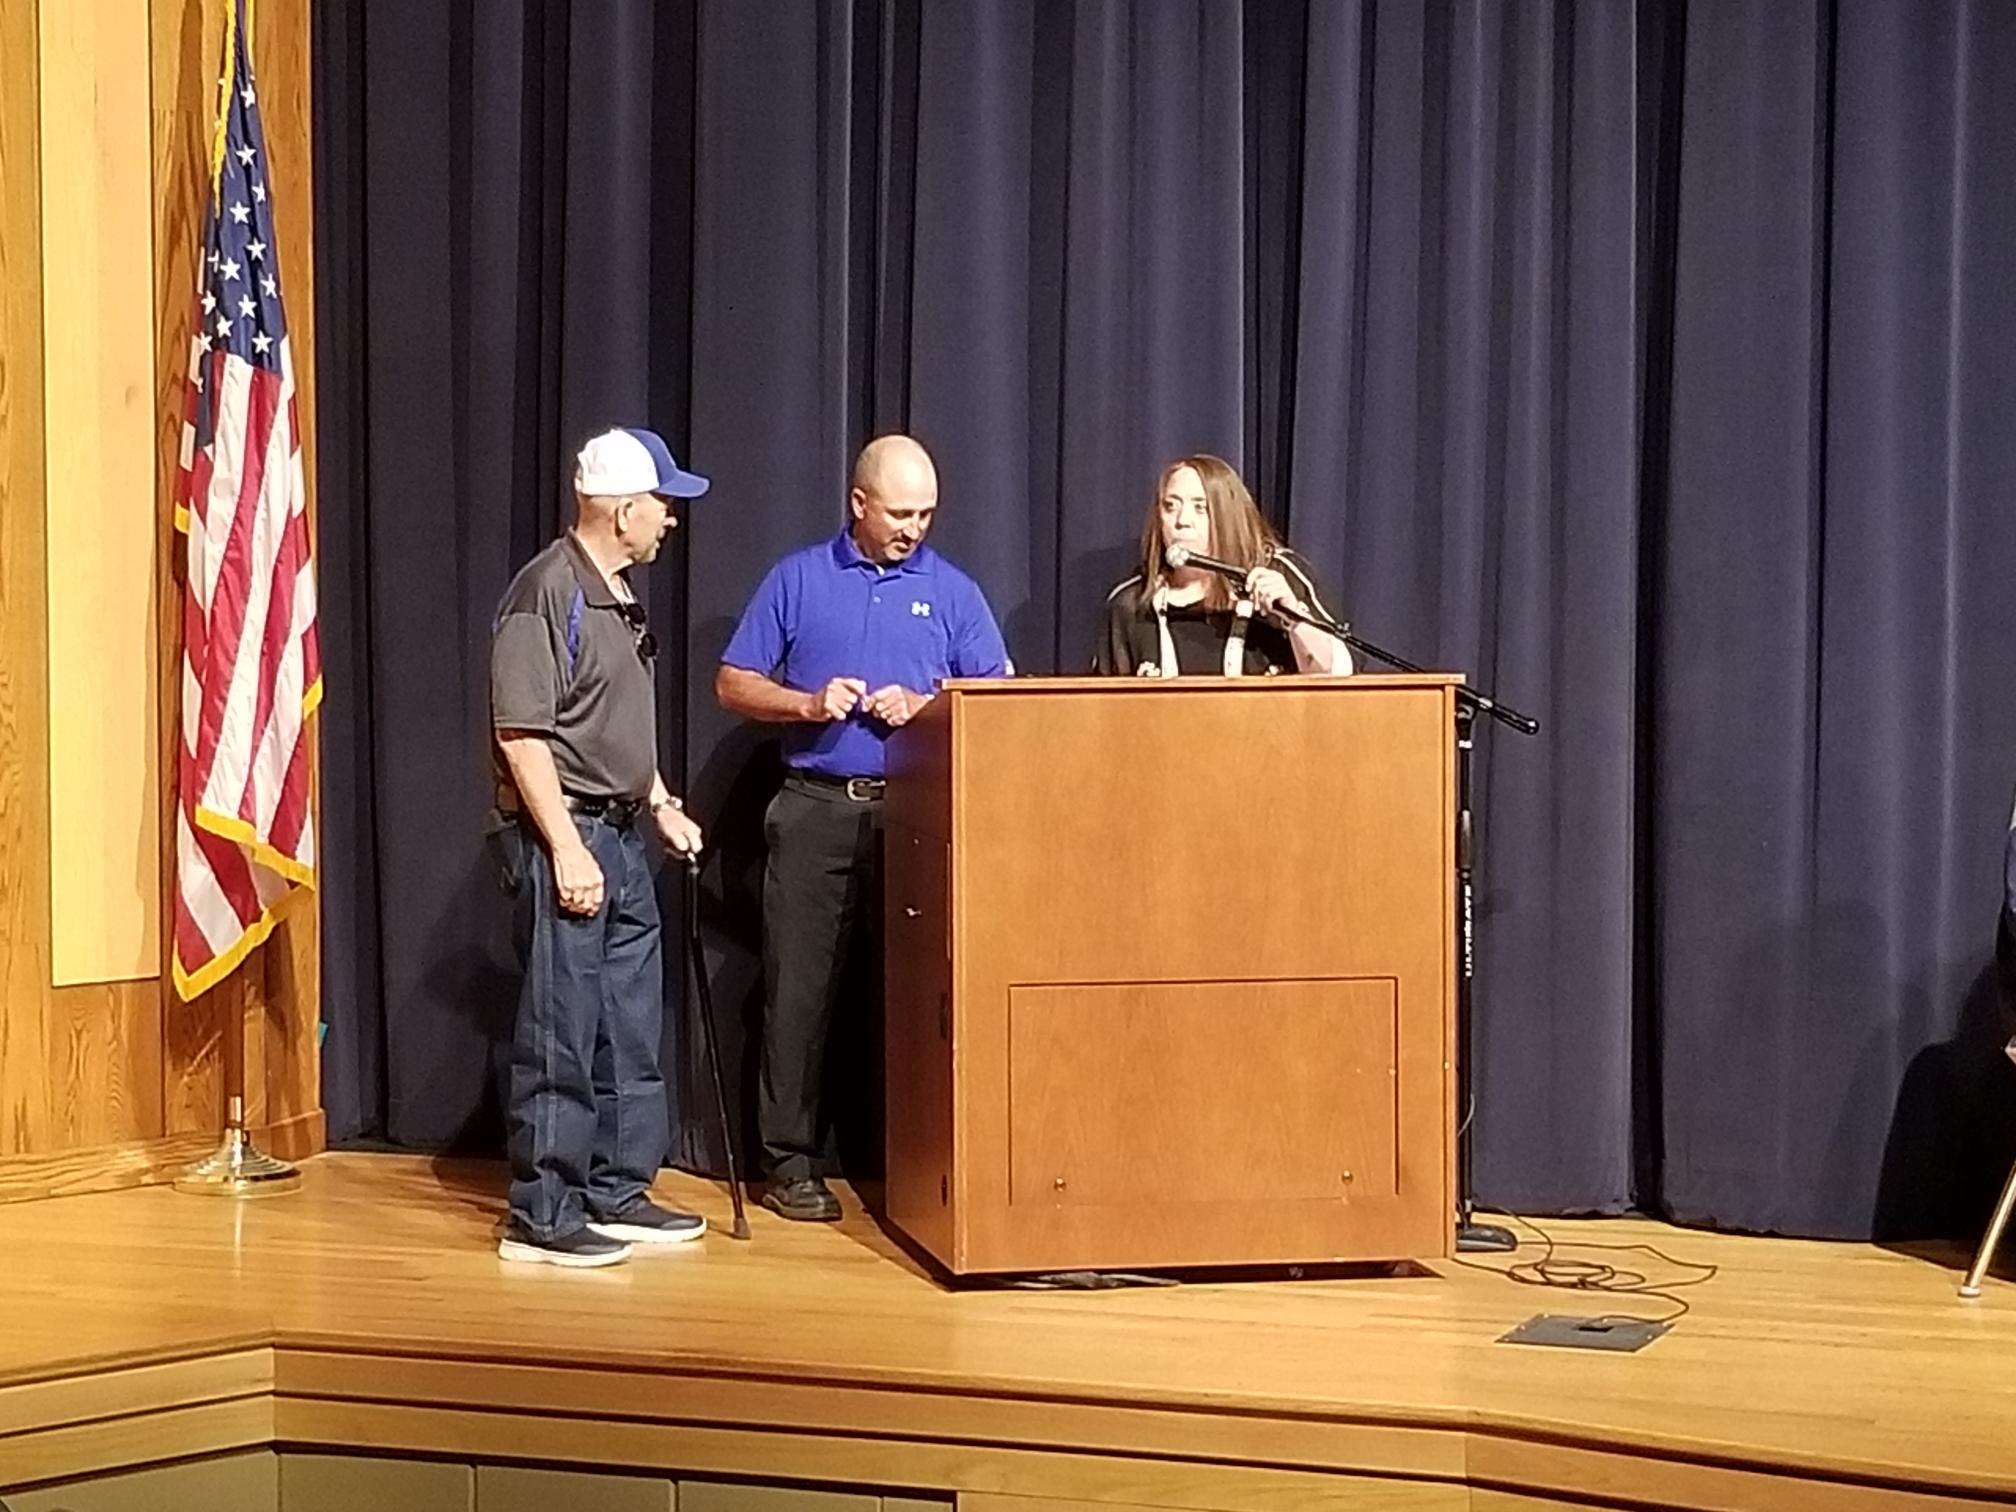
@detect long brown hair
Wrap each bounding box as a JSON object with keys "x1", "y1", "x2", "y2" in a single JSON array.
[{"x1": 1136, "y1": 454, "x2": 1281, "y2": 612}]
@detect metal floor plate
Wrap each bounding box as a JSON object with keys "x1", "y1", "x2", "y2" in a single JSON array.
[{"x1": 1498, "y1": 1313, "x2": 1670, "y2": 1351}]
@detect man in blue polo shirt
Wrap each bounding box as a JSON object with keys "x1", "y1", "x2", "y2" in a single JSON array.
[{"x1": 717, "y1": 434, "x2": 1010, "y2": 1221}]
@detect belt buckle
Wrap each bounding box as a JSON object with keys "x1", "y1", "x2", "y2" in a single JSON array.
[{"x1": 844, "y1": 777, "x2": 883, "y2": 802}]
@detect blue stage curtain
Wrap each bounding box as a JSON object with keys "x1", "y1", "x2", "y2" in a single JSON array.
[{"x1": 313, "y1": 0, "x2": 2016, "y2": 1239}]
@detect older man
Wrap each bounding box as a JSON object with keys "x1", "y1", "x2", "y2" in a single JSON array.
[
  {"x1": 490, "y1": 427, "x2": 709, "y2": 1266},
  {"x1": 717, "y1": 435, "x2": 1009, "y2": 1220}
]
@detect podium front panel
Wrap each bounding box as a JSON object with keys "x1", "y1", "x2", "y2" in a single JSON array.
[
  {"x1": 886, "y1": 676, "x2": 1458, "y2": 1274},
  {"x1": 1005, "y1": 977, "x2": 1400, "y2": 1207}
]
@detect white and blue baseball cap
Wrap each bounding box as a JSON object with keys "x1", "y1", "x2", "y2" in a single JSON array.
[{"x1": 574, "y1": 427, "x2": 711, "y2": 499}]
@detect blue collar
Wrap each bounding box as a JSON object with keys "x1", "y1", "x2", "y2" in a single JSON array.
[{"x1": 830, "y1": 529, "x2": 934, "y2": 577}]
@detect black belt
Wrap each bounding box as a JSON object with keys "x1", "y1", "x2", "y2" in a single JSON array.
[
  {"x1": 497, "y1": 790, "x2": 646, "y2": 826},
  {"x1": 787, "y1": 769, "x2": 886, "y2": 802},
  {"x1": 566, "y1": 793, "x2": 646, "y2": 825}
]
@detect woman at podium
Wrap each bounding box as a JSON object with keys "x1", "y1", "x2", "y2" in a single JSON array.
[{"x1": 1093, "y1": 454, "x2": 1353, "y2": 678}]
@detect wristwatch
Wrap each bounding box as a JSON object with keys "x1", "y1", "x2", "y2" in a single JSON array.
[{"x1": 650, "y1": 795, "x2": 682, "y2": 815}]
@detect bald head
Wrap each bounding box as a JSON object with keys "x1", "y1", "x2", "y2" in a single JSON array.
[
  {"x1": 853, "y1": 434, "x2": 936, "y2": 498},
  {"x1": 849, "y1": 434, "x2": 939, "y2": 565}
]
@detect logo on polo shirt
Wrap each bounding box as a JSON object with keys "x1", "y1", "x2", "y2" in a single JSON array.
[{"x1": 910, "y1": 601, "x2": 932, "y2": 617}]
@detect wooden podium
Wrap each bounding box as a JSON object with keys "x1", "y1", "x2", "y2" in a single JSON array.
[{"x1": 883, "y1": 674, "x2": 1461, "y2": 1275}]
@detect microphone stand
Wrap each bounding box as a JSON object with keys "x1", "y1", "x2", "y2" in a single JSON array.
[{"x1": 1270, "y1": 599, "x2": 1538, "y2": 1253}]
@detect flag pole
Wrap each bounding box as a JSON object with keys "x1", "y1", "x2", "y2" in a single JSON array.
[
  {"x1": 175, "y1": 974, "x2": 301, "y2": 1196},
  {"x1": 173, "y1": 0, "x2": 300, "y2": 1199}
]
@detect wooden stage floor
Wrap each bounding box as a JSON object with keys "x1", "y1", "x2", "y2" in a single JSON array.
[{"x1": 3, "y1": 1153, "x2": 2014, "y2": 1510}]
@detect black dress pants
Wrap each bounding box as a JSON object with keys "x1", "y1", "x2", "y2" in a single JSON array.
[{"x1": 758, "y1": 776, "x2": 883, "y2": 1181}]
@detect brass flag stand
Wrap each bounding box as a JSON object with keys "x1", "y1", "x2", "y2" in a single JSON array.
[
  {"x1": 174, "y1": 1093, "x2": 302, "y2": 1197},
  {"x1": 175, "y1": 988, "x2": 301, "y2": 1197}
]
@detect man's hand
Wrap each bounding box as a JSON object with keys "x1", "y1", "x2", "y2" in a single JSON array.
[
  {"x1": 865, "y1": 684, "x2": 931, "y2": 727},
  {"x1": 552, "y1": 841, "x2": 605, "y2": 916},
  {"x1": 805, "y1": 676, "x2": 868, "y2": 722},
  {"x1": 655, "y1": 802, "x2": 704, "y2": 857}
]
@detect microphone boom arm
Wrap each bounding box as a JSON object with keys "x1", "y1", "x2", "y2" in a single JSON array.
[{"x1": 1164, "y1": 544, "x2": 1538, "y2": 735}]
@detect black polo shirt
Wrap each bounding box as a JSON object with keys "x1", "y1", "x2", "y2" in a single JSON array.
[{"x1": 491, "y1": 533, "x2": 657, "y2": 801}]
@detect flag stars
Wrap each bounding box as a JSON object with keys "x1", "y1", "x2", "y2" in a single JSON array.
[{"x1": 191, "y1": 77, "x2": 290, "y2": 373}]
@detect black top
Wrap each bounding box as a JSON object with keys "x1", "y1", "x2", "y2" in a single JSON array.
[
  {"x1": 1093, "y1": 549, "x2": 1339, "y2": 677},
  {"x1": 490, "y1": 533, "x2": 658, "y2": 801}
]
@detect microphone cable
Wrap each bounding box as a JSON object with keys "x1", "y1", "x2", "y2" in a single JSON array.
[{"x1": 1452, "y1": 1210, "x2": 1719, "y2": 1325}]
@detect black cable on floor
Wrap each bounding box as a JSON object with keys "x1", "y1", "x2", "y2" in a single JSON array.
[{"x1": 1451, "y1": 1211, "x2": 1719, "y2": 1324}]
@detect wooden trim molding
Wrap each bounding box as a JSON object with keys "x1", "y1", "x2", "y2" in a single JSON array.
[{"x1": 4, "y1": 1340, "x2": 2012, "y2": 1512}]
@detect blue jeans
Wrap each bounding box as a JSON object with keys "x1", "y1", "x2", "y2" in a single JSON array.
[{"x1": 498, "y1": 812, "x2": 667, "y2": 1240}]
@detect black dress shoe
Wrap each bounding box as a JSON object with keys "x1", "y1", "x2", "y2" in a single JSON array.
[{"x1": 763, "y1": 1175, "x2": 842, "y2": 1222}]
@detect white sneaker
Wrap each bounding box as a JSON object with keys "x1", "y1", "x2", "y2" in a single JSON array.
[
  {"x1": 586, "y1": 1196, "x2": 708, "y2": 1246},
  {"x1": 497, "y1": 1225, "x2": 633, "y2": 1267}
]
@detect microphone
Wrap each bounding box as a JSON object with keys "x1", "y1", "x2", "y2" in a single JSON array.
[
  {"x1": 1164, "y1": 544, "x2": 1349, "y2": 638},
  {"x1": 1162, "y1": 543, "x2": 1250, "y2": 581}
]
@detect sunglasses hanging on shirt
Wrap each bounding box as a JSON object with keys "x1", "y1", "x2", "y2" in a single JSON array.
[{"x1": 617, "y1": 600, "x2": 657, "y2": 662}]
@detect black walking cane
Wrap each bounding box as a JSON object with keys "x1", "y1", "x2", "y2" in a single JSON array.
[{"x1": 681, "y1": 851, "x2": 751, "y2": 1240}]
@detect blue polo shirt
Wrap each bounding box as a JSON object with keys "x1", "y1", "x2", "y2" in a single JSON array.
[{"x1": 721, "y1": 530, "x2": 1010, "y2": 777}]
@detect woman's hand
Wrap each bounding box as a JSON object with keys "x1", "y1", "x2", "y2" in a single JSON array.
[{"x1": 1245, "y1": 566, "x2": 1307, "y2": 621}]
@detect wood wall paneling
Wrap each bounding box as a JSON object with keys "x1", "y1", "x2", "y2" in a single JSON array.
[
  {"x1": 48, "y1": 981, "x2": 164, "y2": 1149},
  {"x1": 39, "y1": 0, "x2": 163, "y2": 989},
  {"x1": 7, "y1": 1449, "x2": 278, "y2": 1512},
  {"x1": 279, "y1": 1454, "x2": 474, "y2": 1512},
  {"x1": 475, "y1": 1465, "x2": 678, "y2": 1512},
  {"x1": 0, "y1": 0, "x2": 321, "y2": 1195},
  {"x1": 0, "y1": 0, "x2": 53, "y2": 1160}
]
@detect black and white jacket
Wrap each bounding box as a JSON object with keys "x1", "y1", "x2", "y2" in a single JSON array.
[{"x1": 1093, "y1": 548, "x2": 1350, "y2": 678}]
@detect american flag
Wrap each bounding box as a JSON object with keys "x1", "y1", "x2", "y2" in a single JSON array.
[{"x1": 171, "y1": 0, "x2": 320, "y2": 1000}]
